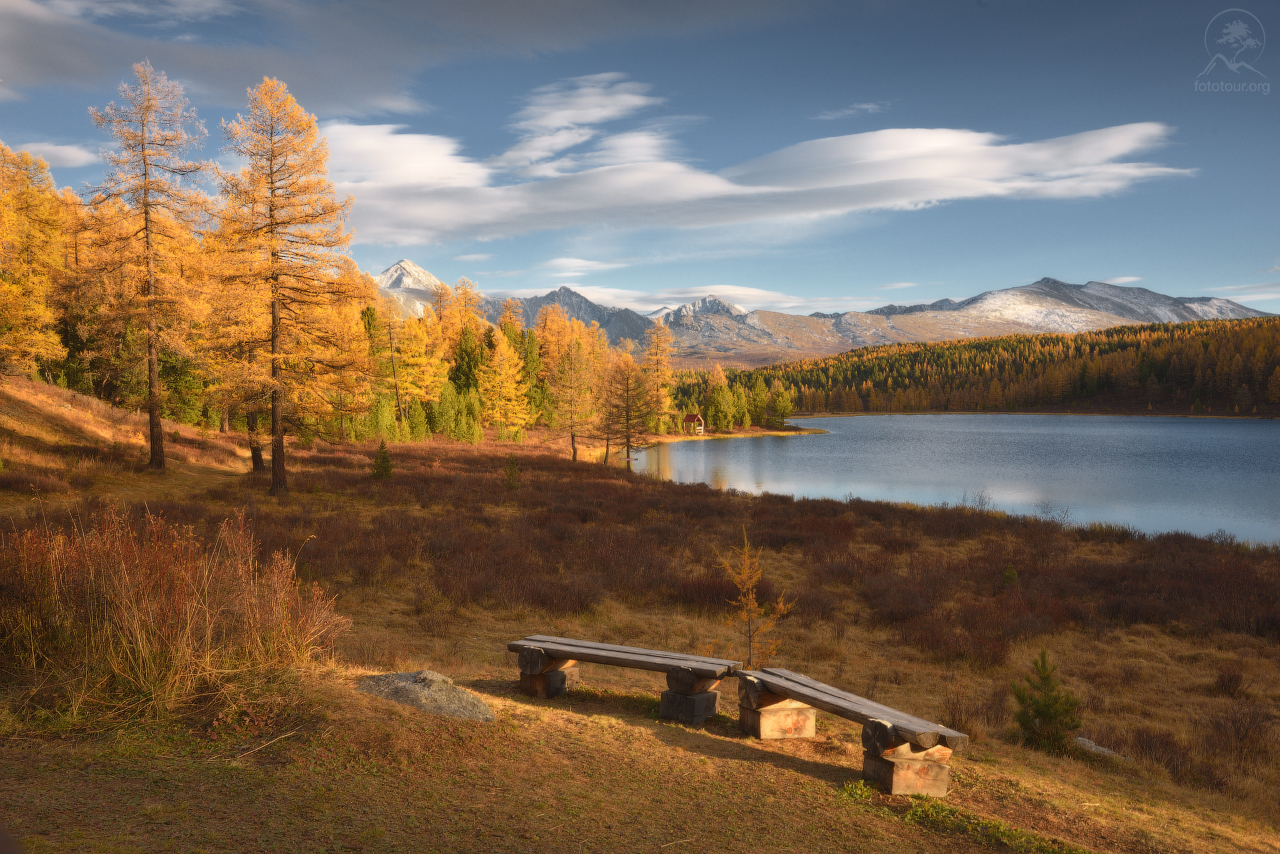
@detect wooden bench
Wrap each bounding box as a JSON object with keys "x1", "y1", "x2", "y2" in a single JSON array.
[
  {"x1": 507, "y1": 635, "x2": 740, "y2": 725},
  {"x1": 737, "y1": 668, "x2": 968, "y2": 797}
]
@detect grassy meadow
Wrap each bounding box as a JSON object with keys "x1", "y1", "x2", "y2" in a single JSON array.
[{"x1": 1, "y1": 377, "x2": 1279, "y2": 854}]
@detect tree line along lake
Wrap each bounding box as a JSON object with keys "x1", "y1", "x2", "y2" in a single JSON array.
[{"x1": 636, "y1": 414, "x2": 1280, "y2": 544}]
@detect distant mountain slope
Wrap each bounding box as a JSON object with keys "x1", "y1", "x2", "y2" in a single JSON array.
[{"x1": 368, "y1": 261, "x2": 1269, "y2": 367}]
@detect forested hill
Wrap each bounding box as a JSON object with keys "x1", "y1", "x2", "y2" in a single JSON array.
[{"x1": 675, "y1": 317, "x2": 1280, "y2": 418}]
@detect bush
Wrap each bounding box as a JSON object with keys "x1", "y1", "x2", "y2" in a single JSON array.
[
  {"x1": 371, "y1": 440, "x2": 393, "y2": 480},
  {"x1": 1012, "y1": 649, "x2": 1082, "y2": 753},
  {"x1": 0, "y1": 507, "x2": 348, "y2": 722}
]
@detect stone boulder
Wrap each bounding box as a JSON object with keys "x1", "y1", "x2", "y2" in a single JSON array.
[{"x1": 357, "y1": 670, "x2": 495, "y2": 722}]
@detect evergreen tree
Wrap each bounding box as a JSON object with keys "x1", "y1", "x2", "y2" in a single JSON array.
[
  {"x1": 370, "y1": 439, "x2": 393, "y2": 480},
  {"x1": 1012, "y1": 649, "x2": 1082, "y2": 754}
]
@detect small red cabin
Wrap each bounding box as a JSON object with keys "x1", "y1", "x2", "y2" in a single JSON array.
[{"x1": 682, "y1": 413, "x2": 705, "y2": 435}]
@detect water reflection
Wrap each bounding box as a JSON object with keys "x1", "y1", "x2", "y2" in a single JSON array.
[{"x1": 637, "y1": 415, "x2": 1280, "y2": 543}]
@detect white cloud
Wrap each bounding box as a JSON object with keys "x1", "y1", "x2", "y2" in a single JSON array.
[
  {"x1": 540, "y1": 257, "x2": 628, "y2": 277},
  {"x1": 874, "y1": 282, "x2": 917, "y2": 290},
  {"x1": 489, "y1": 73, "x2": 663, "y2": 175},
  {"x1": 1103, "y1": 276, "x2": 1142, "y2": 284},
  {"x1": 1, "y1": 1, "x2": 792, "y2": 113},
  {"x1": 9, "y1": 141, "x2": 98, "y2": 167},
  {"x1": 813, "y1": 102, "x2": 887, "y2": 120},
  {"x1": 328, "y1": 75, "x2": 1192, "y2": 246},
  {"x1": 1206, "y1": 282, "x2": 1280, "y2": 300},
  {"x1": 453, "y1": 253, "x2": 492, "y2": 261}
]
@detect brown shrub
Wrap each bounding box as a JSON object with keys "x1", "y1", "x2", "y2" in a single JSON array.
[{"x1": 0, "y1": 507, "x2": 348, "y2": 721}]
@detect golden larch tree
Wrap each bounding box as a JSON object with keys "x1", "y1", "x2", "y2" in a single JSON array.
[
  {"x1": 642, "y1": 318, "x2": 675, "y2": 431},
  {"x1": 547, "y1": 337, "x2": 597, "y2": 461},
  {"x1": 90, "y1": 61, "x2": 208, "y2": 469},
  {"x1": 0, "y1": 144, "x2": 66, "y2": 372},
  {"x1": 478, "y1": 331, "x2": 530, "y2": 435},
  {"x1": 218, "y1": 77, "x2": 370, "y2": 494}
]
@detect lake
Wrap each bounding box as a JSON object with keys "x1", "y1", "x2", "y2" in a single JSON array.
[{"x1": 636, "y1": 414, "x2": 1280, "y2": 543}]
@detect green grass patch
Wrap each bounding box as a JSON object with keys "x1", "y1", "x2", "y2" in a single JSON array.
[{"x1": 903, "y1": 797, "x2": 1089, "y2": 853}]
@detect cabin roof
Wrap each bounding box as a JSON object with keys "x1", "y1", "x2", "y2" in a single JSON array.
[{"x1": 682, "y1": 413, "x2": 704, "y2": 423}]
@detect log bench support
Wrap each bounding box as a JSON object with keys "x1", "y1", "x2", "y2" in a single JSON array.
[
  {"x1": 737, "y1": 668, "x2": 967, "y2": 797},
  {"x1": 660, "y1": 667, "x2": 721, "y2": 726},
  {"x1": 860, "y1": 719, "x2": 954, "y2": 797},
  {"x1": 517, "y1": 648, "x2": 580, "y2": 699},
  {"x1": 737, "y1": 674, "x2": 816, "y2": 739}
]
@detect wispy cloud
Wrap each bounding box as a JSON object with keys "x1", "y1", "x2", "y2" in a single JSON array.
[
  {"x1": 874, "y1": 282, "x2": 917, "y2": 290},
  {"x1": 1205, "y1": 282, "x2": 1280, "y2": 301},
  {"x1": 12, "y1": 141, "x2": 99, "y2": 168},
  {"x1": 812, "y1": 101, "x2": 887, "y2": 120},
  {"x1": 1103, "y1": 276, "x2": 1142, "y2": 284},
  {"x1": 540, "y1": 257, "x2": 628, "y2": 277},
  {"x1": 329, "y1": 75, "x2": 1193, "y2": 246},
  {"x1": 453, "y1": 253, "x2": 492, "y2": 262}
]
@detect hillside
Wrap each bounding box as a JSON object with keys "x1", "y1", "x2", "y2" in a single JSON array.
[
  {"x1": 371, "y1": 262, "x2": 1269, "y2": 367},
  {"x1": 681, "y1": 317, "x2": 1280, "y2": 418},
  {"x1": 2, "y1": 382, "x2": 1279, "y2": 853}
]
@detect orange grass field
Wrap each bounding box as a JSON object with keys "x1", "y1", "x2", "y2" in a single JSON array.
[{"x1": 1, "y1": 376, "x2": 1278, "y2": 854}]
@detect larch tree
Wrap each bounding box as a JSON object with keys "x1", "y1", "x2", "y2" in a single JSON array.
[
  {"x1": 601, "y1": 350, "x2": 654, "y2": 472},
  {"x1": 0, "y1": 144, "x2": 66, "y2": 373},
  {"x1": 89, "y1": 61, "x2": 208, "y2": 469},
  {"x1": 547, "y1": 337, "x2": 596, "y2": 461},
  {"x1": 219, "y1": 77, "x2": 370, "y2": 494},
  {"x1": 642, "y1": 318, "x2": 674, "y2": 432},
  {"x1": 477, "y1": 331, "x2": 530, "y2": 436}
]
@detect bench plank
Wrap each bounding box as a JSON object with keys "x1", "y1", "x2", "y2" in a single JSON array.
[
  {"x1": 519, "y1": 636, "x2": 739, "y2": 668},
  {"x1": 508, "y1": 637, "x2": 738, "y2": 679},
  {"x1": 740, "y1": 668, "x2": 968, "y2": 750}
]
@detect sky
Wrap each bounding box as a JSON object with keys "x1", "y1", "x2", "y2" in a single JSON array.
[{"x1": 1, "y1": 0, "x2": 1278, "y2": 314}]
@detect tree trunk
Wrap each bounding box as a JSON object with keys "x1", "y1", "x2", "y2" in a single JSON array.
[
  {"x1": 269, "y1": 295, "x2": 288, "y2": 495},
  {"x1": 143, "y1": 193, "x2": 164, "y2": 471},
  {"x1": 604, "y1": 435, "x2": 610, "y2": 465},
  {"x1": 247, "y1": 410, "x2": 265, "y2": 471},
  {"x1": 220, "y1": 406, "x2": 230, "y2": 434},
  {"x1": 570, "y1": 430, "x2": 577, "y2": 462}
]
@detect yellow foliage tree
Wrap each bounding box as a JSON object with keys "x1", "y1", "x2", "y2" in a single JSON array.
[
  {"x1": 642, "y1": 318, "x2": 675, "y2": 431},
  {"x1": 0, "y1": 144, "x2": 66, "y2": 373},
  {"x1": 218, "y1": 77, "x2": 371, "y2": 494},
  {"x1": 89, "y1": 61, "x2": 208, "y2": 469},
  {"x1": 477, "y1": 331, "x2": 530, "y2": 435},
  {"x1": 719, "y1": 529, "x2": 792, "y2": 667},
  {"x1": 547, "y1": 337, "x2": 596, "y2": 461}
]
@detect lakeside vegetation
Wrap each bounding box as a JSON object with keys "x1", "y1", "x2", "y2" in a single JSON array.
[{"x1": 674, "y1": 318, "x2": 1280, "y2": 418}]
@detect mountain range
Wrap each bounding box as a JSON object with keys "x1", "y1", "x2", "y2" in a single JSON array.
[{"x1": 371, "y1": 261, "x2": 1269, "y2": 368}]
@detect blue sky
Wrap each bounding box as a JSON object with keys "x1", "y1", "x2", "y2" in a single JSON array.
[{"x1": 1, "y1": 0, "x2": 1277, "y2": 313}]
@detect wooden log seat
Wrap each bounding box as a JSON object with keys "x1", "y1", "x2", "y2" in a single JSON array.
[
  {"x1": 736, "y1": 668, "x2": 968, "y2": 797},
  {"x1": 507, "y1": 635, "x2": 741, "y2": 725}
]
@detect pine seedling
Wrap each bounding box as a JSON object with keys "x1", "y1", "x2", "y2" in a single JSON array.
[
  {"x1": 1011, "y1": 649, "x2": 1081, "y2": 753},
  {"x1": 720, "y1": 528, "x2": 792, "y2": 667},
  {"x1": 503, "y1": 454, "x2": 521, "y2": 491},
  {"x1": 371, "y1": 440, "x2": 393, "y2": 480}
]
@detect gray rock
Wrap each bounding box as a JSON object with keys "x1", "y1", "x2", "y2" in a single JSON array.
[
  {"x1": 357, "y1": 670, "x2": 495, "y2": 722},
  {"x1": 1074, "y1": 737, "x2": 1127, "y2": 760}
]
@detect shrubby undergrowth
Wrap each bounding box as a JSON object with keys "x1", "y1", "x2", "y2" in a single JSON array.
[{"x1": 0, "y1": 507, "x2": 348, "y2": 723}]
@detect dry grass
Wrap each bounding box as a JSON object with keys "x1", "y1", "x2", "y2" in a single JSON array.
[{"x1": 0, "y1": 506, "x2": 348, "y2": 724}]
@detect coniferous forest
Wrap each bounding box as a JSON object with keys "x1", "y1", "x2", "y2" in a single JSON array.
[{"x1": 674, "y1": 318, "x2": 1280, "y2": 421}]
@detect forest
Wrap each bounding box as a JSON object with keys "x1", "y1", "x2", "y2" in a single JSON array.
[
  {"x1": 673, "y1": 318, "x2": 1280, "y2": 423},
  {"x1": 0, "y1": 63, "x2": 692, "y2": 492}
]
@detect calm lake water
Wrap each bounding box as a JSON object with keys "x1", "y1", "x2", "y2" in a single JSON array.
[{"x1": 636, "y1": 415, "x2": 1280, "y2": 543}]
